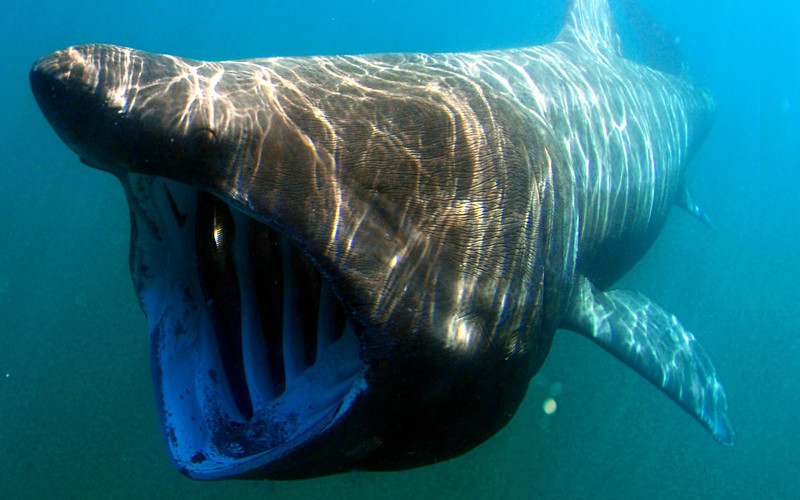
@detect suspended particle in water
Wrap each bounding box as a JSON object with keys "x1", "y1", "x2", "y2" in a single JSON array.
[
  {"x1": 549, "y1": 381, "x2": 564, "y2": 396},
  {"x1": 543, "y1": 398, "x2": 558, "y2": 415}
]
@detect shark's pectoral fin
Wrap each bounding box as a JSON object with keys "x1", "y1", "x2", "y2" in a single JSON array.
[
  {"x1": 676, "y1": 183, "x2": 716, "y2": 230},
  {"x1": 562, "y1": 275, "x2": 734, "y2": 445}
]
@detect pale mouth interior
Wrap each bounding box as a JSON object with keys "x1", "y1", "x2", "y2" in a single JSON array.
[{"x1": 132, "y1": 178, "x2": 363, "y2": 479}]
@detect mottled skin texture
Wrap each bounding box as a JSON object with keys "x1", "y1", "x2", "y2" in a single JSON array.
[
  {"x1": 30, "y1": 0, "x2": 730, "y2": 481},
  {"x1": 31, "y1": 30, "x2": 712, "y2": 346}
]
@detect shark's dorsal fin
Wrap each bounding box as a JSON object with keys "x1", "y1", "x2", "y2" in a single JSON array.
[{"x1": 556, "y1": 0, "x2": 623, "y2": 57}]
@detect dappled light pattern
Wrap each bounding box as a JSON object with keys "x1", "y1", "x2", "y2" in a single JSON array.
[
  {"x1": 29, "y1": 0, "x2": 728, "y2": 480},
  {"x1": 565, "y1": 276, "x2": 733, "y2": 445}
]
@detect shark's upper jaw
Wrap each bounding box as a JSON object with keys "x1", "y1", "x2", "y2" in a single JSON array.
[
  {"x1": 126, "y1": 177, "x2": 367, "y2": 479},
  {"x1": 30, "y1": 47, "x2": 119, "y2": 172}
]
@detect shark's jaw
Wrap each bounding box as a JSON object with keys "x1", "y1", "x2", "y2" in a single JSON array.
[
  {"x1": 122, "y1": 172, "x2": 544, "y2": 480},
  {"x1": 127, "y1": 176, "x2": 366, "y2": 479}
]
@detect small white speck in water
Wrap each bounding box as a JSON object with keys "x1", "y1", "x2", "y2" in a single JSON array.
[{"x1": 543, "y1": 398, "x2": 558, "y2": 415}]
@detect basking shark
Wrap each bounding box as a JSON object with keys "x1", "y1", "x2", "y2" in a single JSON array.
[{"x1": 30, "y1": 0, "x2": 732, "y2": 480}]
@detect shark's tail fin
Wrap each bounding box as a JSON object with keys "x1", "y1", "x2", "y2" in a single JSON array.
[{"x1": 556, "y1": 0, "x2": 623, "y2": 57}]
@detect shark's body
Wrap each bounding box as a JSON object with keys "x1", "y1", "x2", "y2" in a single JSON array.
[{"x1": 30, "y1": 0, "x2": 731, "y2": 480}]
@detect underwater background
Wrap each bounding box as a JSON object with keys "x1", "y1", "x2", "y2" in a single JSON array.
[{"x1": 0, "y1": 0, "x2": 785, "y2": 498}]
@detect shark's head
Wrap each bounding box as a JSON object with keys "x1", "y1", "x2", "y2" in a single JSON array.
[
  {"x1": 31, "y1": 44, "x2": 563, "y2": 479},
  {"x1": 29, "y1": 45, "x2": 234, "y2": 183}
]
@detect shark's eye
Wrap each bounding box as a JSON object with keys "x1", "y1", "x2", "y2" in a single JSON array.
[{"x1": 189, "y1": 127, "x2": 217, "y2": 157}]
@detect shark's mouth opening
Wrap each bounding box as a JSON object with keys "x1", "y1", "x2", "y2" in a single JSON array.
[{"x1": 126, "y1": 176, "x2": 365, "y2": 479}]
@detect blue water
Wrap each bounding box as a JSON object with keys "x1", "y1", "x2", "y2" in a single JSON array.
[{"x1": 0, "y1": 0, "x2": 784, "y2": 498}]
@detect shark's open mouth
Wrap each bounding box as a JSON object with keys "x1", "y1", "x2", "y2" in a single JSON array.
[{"x1": 125, "y1": 175, "x2": 365, "y2": 479}]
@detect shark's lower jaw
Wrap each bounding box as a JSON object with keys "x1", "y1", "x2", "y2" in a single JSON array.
[{"x1": 127, "y1": 177, "x2": 365, "y2": 480}]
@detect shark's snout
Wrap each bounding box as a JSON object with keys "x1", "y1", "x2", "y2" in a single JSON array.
[
  {"x1": 31, "y1": 48, "x2": 95, "y2": 153},
  {"x1": 31, "y1": 45, "x2": 134, "y2": 173}
]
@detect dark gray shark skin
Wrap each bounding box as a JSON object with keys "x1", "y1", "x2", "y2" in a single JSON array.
[{"x1": 30, "y1": 0, "x2": 732, "y2": 480}]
